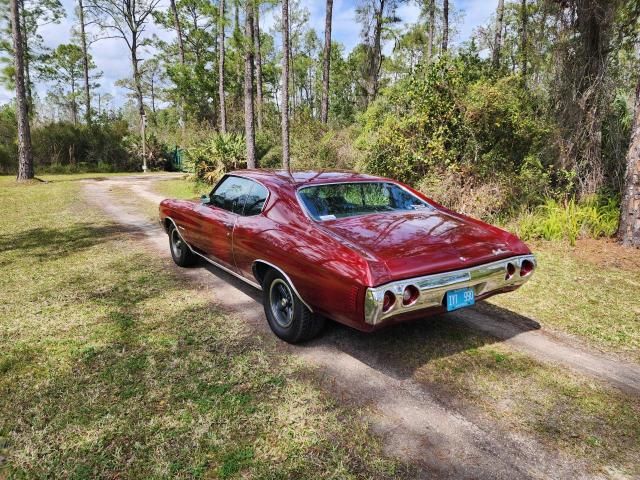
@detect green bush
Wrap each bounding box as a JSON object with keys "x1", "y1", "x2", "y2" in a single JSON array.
[
  {"x1": 0, "y1": 117, "x2": 174, "y2": 174},
  {"x1": 514, "y1": 196, "x2": 619, "y2": 245},
  {"x1": 356, "y1": 58, "x2": 466, "y2": 184},
  {"x1": 31, "y1": 121, "x2": 134, "y2": 171},
  {"x1": 185, "y1": 133, "x2": 246, "y2": 184},
  {"x1": 30, "y1": 121, "x2": 138, "y2": 172},
  {"x1": 460, "y1": 76, "x2": 553, "y2": 175},
  {"x1": 290, "y1": 113, "x2": 357, "y2": 170},
  {"x1": 124, "y1": 133, "x2": 172, "y2": 171},
  {"x1": 355, "y1": 56, "x2": 556, "y2": 218}
]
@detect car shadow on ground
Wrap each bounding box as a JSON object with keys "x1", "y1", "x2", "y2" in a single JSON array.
[
  {"x1": 189, "y1": 257, "x2": 542, "y2": 382},
  {"x1": 308, "y1": 305, "x2": 541, "y2": 382}
]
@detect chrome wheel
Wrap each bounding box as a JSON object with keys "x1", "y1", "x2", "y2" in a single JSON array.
[
  {"x1": 171, "y1": 228, "x2": 185, "y2": 257},
  {"x1": 269, "y1": 279, "x2": 294, "y2": 328}
]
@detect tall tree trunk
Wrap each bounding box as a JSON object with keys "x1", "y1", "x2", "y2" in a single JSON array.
[
  {"x1": 233, "y1": 0, "x2": 242, "y2": 110},
  {"x1": 78, "y1": 0, "x2": 92, "y2": 123},
  {"x1": 281, "y1": 0, "x2": 290, "y2": 171},
  {"x1": 557, "y1": 0, "x2": 613, "y2": 196},
  {"x1": 150, "y1": 76, "x2": 156, "y2": 113},
  {"x1": 234, "y1": 0, "x2": 239, "y2": 31},
  {"x1": 131, "y1": 41, "x2": 144, "y2": 119},
  {"x1": 10, "y1": 0, "x2": 34, "y2": 180},
  {"x1": 71, "y1": 81, "x2": 78, "y2": 124},
  {"x1": 169, "y1": 0, "x2": 185, "y2": 129},
  {"x1": 169, "y1": 0, "x2": 185, "y2": 64},
  {"x1": 253, "y1": 0, "x2": 263, "y2": 131},
  {"x1": 365, "y1": 0, "x2": 384, "y2": 106},
  {"x1": 520, "y1": 0, "x2": 528, "y2": 77},
  {"x1": 218, "y1": 0, "x2": 227, "y2": 133},
  {"x1": 19, "y1": 0, "x2": 33, "y2": 109},
  {"x1": 441, "y1": 0, "x2": 449, "y2": 53},
  {"x1": 290, "y1": 41, "x2": 295, "y2": 118},
  {"x1": 244, "y1": 0, "x2": 256, "y2": 168},
  {"x1": 427, "y1": 0, "x2": 435, "y2": 61},
  {"x1": 492, "y1": 0, "x2": 505, "y2": 68},
  {"x1": 618, "y1": 75, "x2": 640, "y2": 246},
  {"x1": 320, "y1": 0, "x2": 333, "y2": 124}
]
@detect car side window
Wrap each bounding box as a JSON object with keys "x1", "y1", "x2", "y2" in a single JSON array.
[
  {"x1": 242, "y1": 182, "x2": 269, "y2": 216},
  {"x1": 209, "y1": 176, "x2": 253, "y2": 214}
]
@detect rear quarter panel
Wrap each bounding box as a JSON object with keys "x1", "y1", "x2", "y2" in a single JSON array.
[{"x1": 233, "y1": 184, "x2": 374, "y2": 330}]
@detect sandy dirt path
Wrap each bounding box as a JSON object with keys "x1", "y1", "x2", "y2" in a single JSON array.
[{"x1": 82, "y1": 173, "x2": 639, "y2": 479}]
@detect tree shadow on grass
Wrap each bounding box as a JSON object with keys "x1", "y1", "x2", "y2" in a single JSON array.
[{"x1": 0, "y1": 223, "x2": 143, "y2": 266}]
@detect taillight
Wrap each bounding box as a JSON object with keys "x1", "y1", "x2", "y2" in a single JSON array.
[
  {"x1": 505, "y1": 262, "x2": 516, "y2": 280},
  {"x1": 382, "y1": 291, "x2": 396, "y2": 312},
  {"x1": 520, "y1": 259, "x2": 534, "y2": 277},
  {"x1": 402, "y1": 285, "x2": 420, "y2": 306}
]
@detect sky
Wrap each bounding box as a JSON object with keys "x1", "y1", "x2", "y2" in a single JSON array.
[{"x1": 0, "y1": 0, "x2": 498, "y2": 106}]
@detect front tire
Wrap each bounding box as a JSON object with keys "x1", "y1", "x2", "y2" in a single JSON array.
[
  {"x1": 262, "y1": 270, "x2": 324, "y2": 343},
  {"x1": 169, "y1": 223, "x2": 196, "y2": 267}
]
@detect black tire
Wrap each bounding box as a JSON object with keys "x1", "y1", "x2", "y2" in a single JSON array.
[
  {"x1": 262, "y1": 270, "x2": 324, "y2": 343},
  {"x1": 169, "y1": 223, "x2": 196, "y2": 267}
]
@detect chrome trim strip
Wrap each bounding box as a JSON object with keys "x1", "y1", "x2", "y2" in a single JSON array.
[
  {"x1": 164, "y1": 217, "x2": 262, "y2": 290},
  {"x1": 252, "y1": 259, "x2": 314, "y2": 312},
  {"x1": 364, "y1": 254, "x2": 537, "y2": 325}
]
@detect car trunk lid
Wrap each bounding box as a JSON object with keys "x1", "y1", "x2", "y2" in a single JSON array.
[{"x1": 320, "y1": 209, "x2": 515, "y2": 283}]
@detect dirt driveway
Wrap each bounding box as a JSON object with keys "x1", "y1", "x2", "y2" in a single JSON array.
[{"x1": 83, "y1": 173, "x2": 640, "y2": 479}]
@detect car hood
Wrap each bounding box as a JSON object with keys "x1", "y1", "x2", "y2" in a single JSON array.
[{"x1": 320, "y1": 209, "x2": 526, "y2": 284}]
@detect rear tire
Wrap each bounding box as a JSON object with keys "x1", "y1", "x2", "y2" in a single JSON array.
[
  {"x1": 262, "y1": 270, "x2": 324, "y2": 343},
  {"x1": 169, "y1": 223, "x2": 196, "y2": 267}
]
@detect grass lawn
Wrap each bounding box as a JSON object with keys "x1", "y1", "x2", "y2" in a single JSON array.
[
  {"x1": 0, "y1": 175, "x2": 405, "y2": 479},
  {"x1": 489, "y1": 240, "x2": 640, "y2": 361}
]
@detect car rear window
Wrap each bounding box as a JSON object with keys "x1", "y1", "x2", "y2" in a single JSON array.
[{"x1": 298, "y1": 182, "x2": 432, "y2": 221}]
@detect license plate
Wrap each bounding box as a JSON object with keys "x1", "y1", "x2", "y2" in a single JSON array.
[{"x1": 446, "y1": 287, "x2": 475, "y2": 311}]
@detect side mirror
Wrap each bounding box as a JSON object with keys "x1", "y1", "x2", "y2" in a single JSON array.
[{"x1": 200, "y1": 195, "x2": 210, "y2": 204}]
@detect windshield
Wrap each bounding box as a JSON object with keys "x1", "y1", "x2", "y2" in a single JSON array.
[{"x1": 298, "y1": 182, "x2": 432, "y2": 221}]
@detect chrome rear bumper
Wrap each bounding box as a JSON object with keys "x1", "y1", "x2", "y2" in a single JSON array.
[{"x1": 364, "y1": 255, "x2": 536, "y2": 326}]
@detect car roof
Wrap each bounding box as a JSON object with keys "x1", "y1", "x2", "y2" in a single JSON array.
[{"x1": 228, "y1": 169, "x2": 387, "y2": 189}]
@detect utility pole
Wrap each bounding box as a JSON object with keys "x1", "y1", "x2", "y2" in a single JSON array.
[{"x1": 141, "y1": 113, "x2": 147, "y2": 172}]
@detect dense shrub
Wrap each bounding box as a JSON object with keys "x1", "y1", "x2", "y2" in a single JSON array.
[
  {"x1": 290, "y1": 114, "x2": 359, "y2": 170},
  {"x1": 513, "y1": 196, "x2": 619, "y2": 245},
  {"x1": 356, "y1": 58, "x2": 466, "y2": 184},
  {"x1": 30, "y1": 121, "x2": 133, "y2": 171},
  {"x1": 0, "y1": 118, "x2": 173, "y2": 174},
  {"x1": 185, "y1": 133, "x2": 246, "y2": 183},
  {"x1": 356, "y1": 57, "x2": 553, "y2": 187},
  {"x1": 460, "y1": 76, "x2": 553, "y2": 175},
  {"x1": 124, "y1": 133, "x2": 173, "y2": 171}
]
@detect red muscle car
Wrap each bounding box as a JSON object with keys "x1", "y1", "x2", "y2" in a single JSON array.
[{"x1": 159, "y1": 170, "x2": 536, "y2": 343}]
